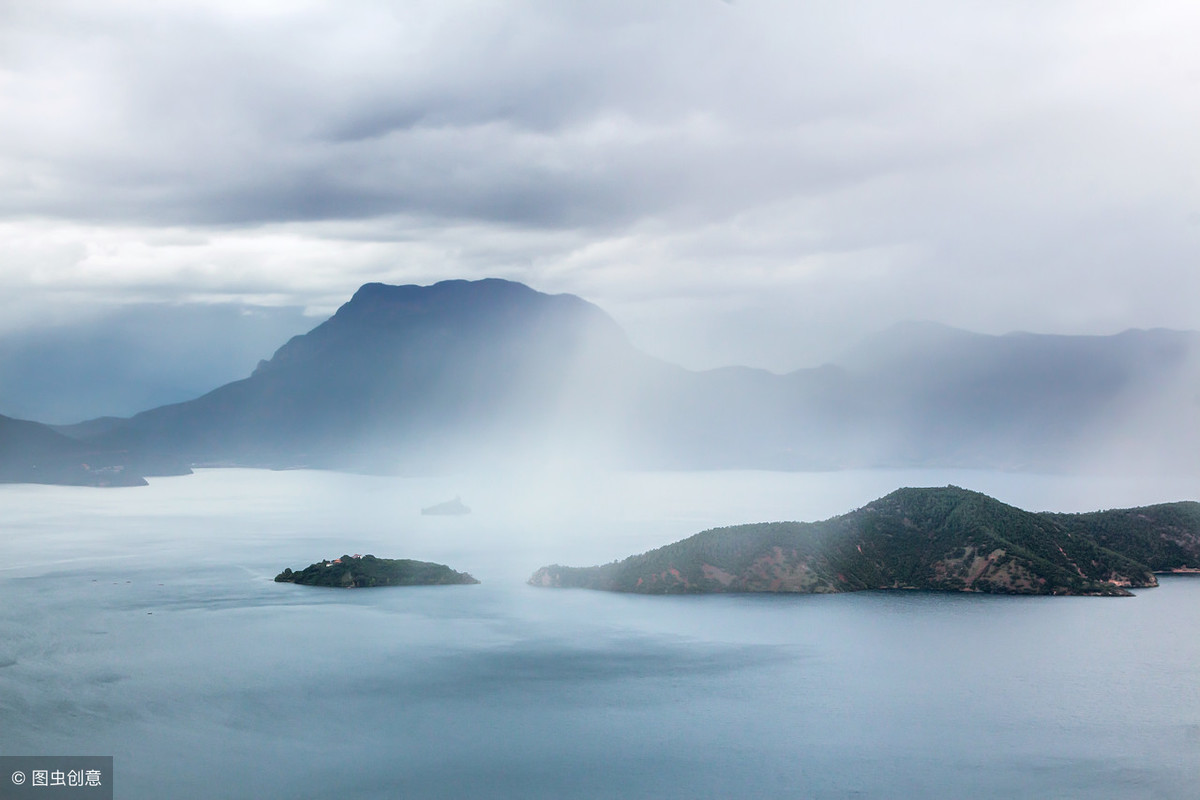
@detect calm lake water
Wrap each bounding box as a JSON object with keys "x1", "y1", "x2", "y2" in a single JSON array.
[{"x1": 1, "y1": 468, "x2": 1199, "y2": 799}]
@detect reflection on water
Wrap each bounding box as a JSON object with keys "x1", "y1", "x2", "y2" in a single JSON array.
[{"x1": 1, "y1": 468, "x2": 1198, "y2": 799}]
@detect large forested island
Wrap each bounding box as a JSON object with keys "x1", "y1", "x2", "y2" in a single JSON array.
[
  {"x1": 275, "y1": 554, "x2": 479, "y2": 588},
  {"x1": 529, "y1": 487, "x2": 1200, "y2": 597}
]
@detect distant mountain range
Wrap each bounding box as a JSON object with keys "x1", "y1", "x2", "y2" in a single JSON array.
[
  {"x1": 0, "y1": 302, "x2": 312, "y2": 424},
  {"x1": 529, "y1": 486, "x2": 1200, "y2": 596},
  {"x1": 1, "y1": 278, "x2": 1197, "y2": 484},
  {"x1": 0, "y1": 413, "x2": 151, "y2": 486}
]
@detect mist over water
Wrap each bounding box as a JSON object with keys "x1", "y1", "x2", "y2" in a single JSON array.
[{"x1": 2, "y1": 468, "x2": 1199, "y2": 799}]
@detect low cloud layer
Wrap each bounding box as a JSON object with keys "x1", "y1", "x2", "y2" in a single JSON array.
[{"x1": 2, "y1": 0, "x2": 1199, "y2": 369}]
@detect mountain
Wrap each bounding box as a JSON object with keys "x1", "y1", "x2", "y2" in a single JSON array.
[
  {"x1": 528, "y1": 487, "x2": 1200, "y2": 597},
  {"x1": 0, "y1": 413, "x2": 150, "y2": 486},
  {"x1": 829, "y1": 322, "x2": 1200, "y2": 470},
  {"x1": 81, "y1": 279, "x2": 671, "y2": 470},
  {"x1": 38, "y1": 279, "x2": 1200, "y2": 477},
  {"x1": 0, "y1": 302, "x2": 313, "y2": 424}
]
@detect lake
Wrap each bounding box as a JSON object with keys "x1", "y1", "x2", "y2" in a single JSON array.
[{"x1": 1, "y1": 468, "x2": 1198, "y2": 799}]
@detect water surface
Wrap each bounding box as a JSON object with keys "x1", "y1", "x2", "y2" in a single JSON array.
[{"x1": 1, "y1": 468, "x2": 1198, "y2": 799}]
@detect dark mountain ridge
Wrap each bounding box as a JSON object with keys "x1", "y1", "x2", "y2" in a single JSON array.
[
  {"x1": 84, "y1": 279, "x2": 660, "y2": 470},
  {"x1": 833, "y1": 322, "x2": 1200, "y2": 468},
  {"x1": 0, "y1": 413, "x2": 150, "y2": 486},
  {"x1": 0, "y1": 302, "x2": 312, "y2": 424},
  {"x1": 4, "y1": 278, "x2": 1196, "y2": 479}
]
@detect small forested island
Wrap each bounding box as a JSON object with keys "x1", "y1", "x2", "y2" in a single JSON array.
[
  {"x1": 275, "y1": 554, "x2": 479, "y2": 588},
  {"x1": 529, "y1": 487, "x2": 1200, "y2": 597}
]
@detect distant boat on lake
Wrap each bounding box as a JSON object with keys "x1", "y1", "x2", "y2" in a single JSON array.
[{"x1": 421, "y1": 496, "x2": 471, "y2": 516}]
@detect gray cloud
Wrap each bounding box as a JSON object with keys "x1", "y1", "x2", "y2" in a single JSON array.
[{"x1": 1, "y1": 0, "x2": 1198, "y2": 369}]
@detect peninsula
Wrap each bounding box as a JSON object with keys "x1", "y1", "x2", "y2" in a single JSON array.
[
  {"x1": 276, "y1": 554, "x2": 479, "y2": 588},
  {"x1": 529, "y1": 487, "x2": 1200, "y2": 597}
]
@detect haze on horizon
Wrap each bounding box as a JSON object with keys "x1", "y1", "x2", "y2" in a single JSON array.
[{"x1": 2, "y1": 0, "x2": 1199, "y2": 374}]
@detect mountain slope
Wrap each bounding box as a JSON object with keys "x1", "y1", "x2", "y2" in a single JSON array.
[
  {"x1": 89, "y1": 279, "x2": 667, "y2": 469},
  {"x1": 825, "y1": 323, "x2": 1200, "y2": 470},
  {"x1": 52, "y1": 279, "x2": 1200, "y2": 475},
  {"x1": 0, "y1": 303, "x2": 312, "y2": 424},
  {"x1": 528, "y1": 487, "x2": 1195, "y2": 596},
  {"x1": 0, "y1": 414, "x2": 149, "y2": 486}
]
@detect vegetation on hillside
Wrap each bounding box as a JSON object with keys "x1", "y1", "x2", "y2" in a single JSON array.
[
  {"x1": 530, "y1": 487, "x2": 1199, "y2": 597},
  {"x1": 1043, "y1": 502, "x2": 1200, "y2": 572},
  {"x1": 276, "y1": 554, "x2": 479, "y2": 588}
]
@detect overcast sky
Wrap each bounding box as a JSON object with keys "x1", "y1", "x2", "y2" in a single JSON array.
[{"x1": 2, "y1": 0, "x2": 1199, "y2": 370}]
